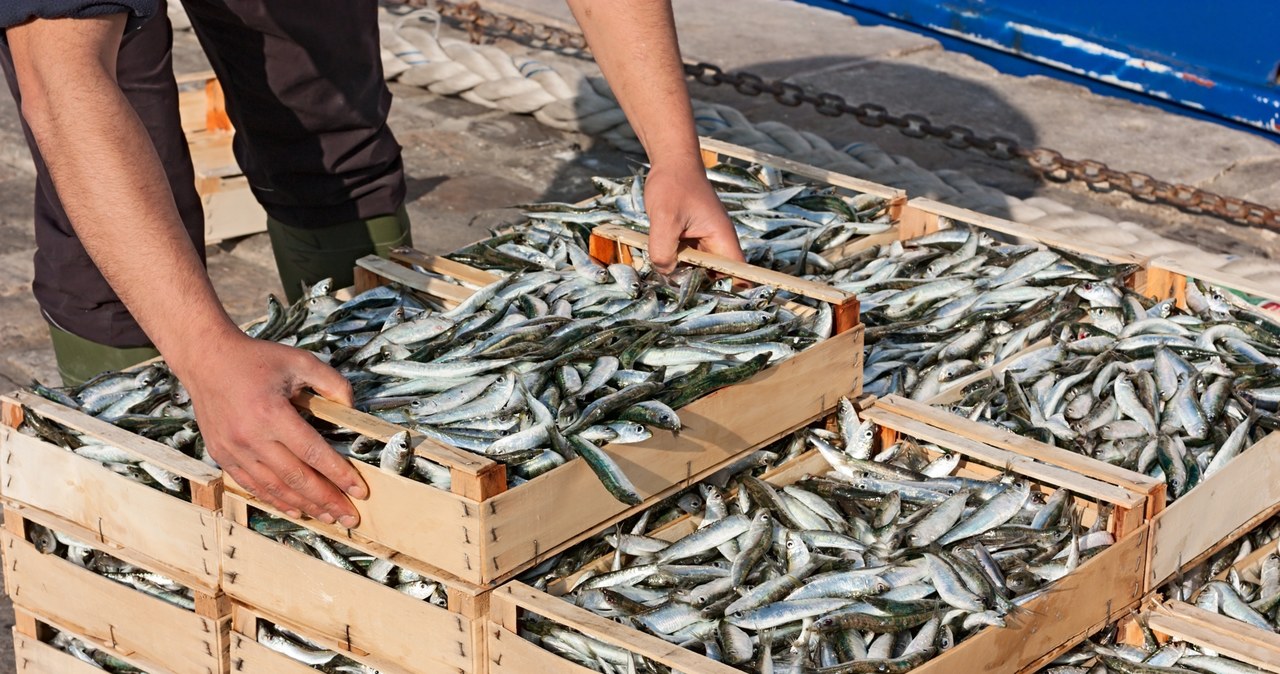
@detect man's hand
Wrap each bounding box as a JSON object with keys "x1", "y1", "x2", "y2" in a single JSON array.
[
  {"x1": 180, "y1": 332, "x2": 368, "y2": 527},
  {"x1": 565, "y1": 0, "x2": 745, "y2": 273},
  {"x1": 644, "y1": 159, "x2": 746, "y2": 274}
]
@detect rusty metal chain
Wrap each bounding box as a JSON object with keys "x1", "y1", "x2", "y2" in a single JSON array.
[{"x1": 419, "y1": 0, "x2": 1280, "y2": 232}]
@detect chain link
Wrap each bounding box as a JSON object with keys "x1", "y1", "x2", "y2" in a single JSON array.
[{"x1": 418, "y1": 0, "x2": 1280, "y2": 232}]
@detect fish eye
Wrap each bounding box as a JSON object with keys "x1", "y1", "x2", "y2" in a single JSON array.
[
  {"x1": 863, "y1": 429, "x2": 874, "y2": 438},
  {"x1": 945, "y1": 488, "x2": 957, "y2": 495}
]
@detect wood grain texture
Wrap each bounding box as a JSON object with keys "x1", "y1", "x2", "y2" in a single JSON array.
[
  {"x1": 0, "y1": 431, "x2": 221, "y2": 591},
  {"x1": 221, "y1": 519, "x2": 480, "y2": 673},
  {"x1": 1150, "y1": 602, "x2": 1280, "y2": 673},
  {"x1": 3, "y1": 532, "x2": 227, "y2": 674}
]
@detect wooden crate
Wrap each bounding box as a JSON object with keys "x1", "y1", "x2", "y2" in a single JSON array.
[
  {"x1": 0, "y1": 391, "x2": 223, "y2": 593},
  {"x1": 11, "y1": 605, "x2": 174, "y2": 674},
  {"x1": 1134, "y1": 602, "x2": 1280, "y2": 673},
  {"x1": 1, "y1": 509, "x2": 229, "y2": 674},
  {"x1": 229, "y1": 602, "x2": 421, "y2": 674},
  {"x1": 488, "y1": 398, "x2": 1153, "y2": 674},
  {"x1": 220, "y1": 492, "x2": 485, "y2": 674},
  {"x1": 176, "y1": 71, "x2": 265, "y2": 245},
  {"x1": 240, "y1": 234, "x2": 865, "y2": 588}
]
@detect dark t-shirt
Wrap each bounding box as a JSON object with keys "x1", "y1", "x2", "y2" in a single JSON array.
[{"x1": 1, "y1": 1, "x2": 157, "y2": 32}]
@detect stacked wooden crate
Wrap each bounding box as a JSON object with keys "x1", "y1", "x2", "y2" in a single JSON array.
[
  {"x1": 486, "y1": 396, "x2": 1157, "y2": 674},
  {"x1": 0, "y1": 393, "x2": 228, "y2": 674},
  {"x1": 177, "y1": 72, "x2": 266, "y2": 245}
]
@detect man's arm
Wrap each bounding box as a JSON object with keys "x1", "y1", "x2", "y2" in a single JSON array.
[
  {"x1": 564, "y1": 0, "x2": 744, "y2": 274},
  {"x1": 7, "y1": 15, "x2": 367, "y2": 526}
]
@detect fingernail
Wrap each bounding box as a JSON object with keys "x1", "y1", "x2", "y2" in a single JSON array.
[
  {"x1": 338, "y1": 515, "x2": 358, "y2": 528},
  {"x1": 317, "y1": 512, "x2": 336, "y2": 525},
  {"x1": 347, "y1": 484, "x2": 369, "y2": 500},
  {"x1": 286, "y1": 509, "x2": 303, "y2": 519}
]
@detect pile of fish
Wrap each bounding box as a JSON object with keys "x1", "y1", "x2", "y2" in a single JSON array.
[
  {"x1": 324, "y1": 266, "x2": 821, "y2": 502},
  {"x1": 247, "y1": 511, "x2": 449, "y2": 607},
  {"x1": 449, "y1": 164, "x2": 892, "y2": 276},
  {"x1": 31, "y1": 261, "x2": 824, "y2": 503},
  {"x1": 838, "y1": 228, "x2": 1137, "y2": 401},
  {"x1": 946, "y1": 278, "x2": 1280, "y2": 503},
  {"x1": 25, "y1": 521, "x2": 195, "y2": 611},
  {"x1": 521, "y1": 401, "x2": 1111, "y2": 672},
  {"x1": 257, "y1": 619, "x2": 379, "y2": 674},
  {"x1": 1039, "y1": 619, "x2": 1266, "y2": 673},
  {"x1": 44, "y1": 628, "x2": 145, "y2": 673}
]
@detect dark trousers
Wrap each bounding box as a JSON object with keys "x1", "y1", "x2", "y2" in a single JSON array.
[{"x1": 0, "y1": 0, "x2": 405, "y2": 347}]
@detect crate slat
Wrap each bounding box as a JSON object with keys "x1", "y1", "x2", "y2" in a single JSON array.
[
  {"x1": 1145, "y1": 255, "x2": 1280, "y2": 309},
  {"x1": 480, "y1": 324, "x2": 862, "y2": 581},
  {"x1": 698, "y1": 137, "x2": 907, "y2": 207}
]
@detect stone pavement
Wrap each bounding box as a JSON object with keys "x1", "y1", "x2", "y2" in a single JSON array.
[{"x1": 0, "y1": 0, "x2": 1276, "y2": 668}]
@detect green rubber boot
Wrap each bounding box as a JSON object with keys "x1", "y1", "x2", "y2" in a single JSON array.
[
  {"x1": 48, "y1": 325, "x2": 160, "y2": 387},
  {"x1": 266, "y1": 206, "x2": 413, "y2": 303}
]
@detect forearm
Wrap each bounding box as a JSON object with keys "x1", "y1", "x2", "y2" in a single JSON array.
[
  {"x1": 8, "y1": 17, "x2": 240, "y2": 375},
  {"x1": 566, "y1": 0, "x2": 701, "y2": 168}
]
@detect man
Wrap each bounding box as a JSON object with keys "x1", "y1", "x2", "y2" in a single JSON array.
[{"x1": 1, "y1": 1, "x2": 742, "y2": 528}]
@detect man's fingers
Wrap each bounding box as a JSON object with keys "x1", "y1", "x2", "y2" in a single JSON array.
[
  {"x1": 223, "y1": 462, "x2": 301, "y2": 519},
  {"x1": 281, "y1": 409, "x2": 369, "y2": 502},
  {"x1": 696, "y1": 226, "x2": 747, "y2": 263},
  {"x1": 253, "y1": 440, "x2": 357, "y2": 527},
  {"x1": 647, "y1": 220, "x2": 682, "y2": 275},
  {"x1": 295, "y1": 351, "x2": 355, "y2": 407}
]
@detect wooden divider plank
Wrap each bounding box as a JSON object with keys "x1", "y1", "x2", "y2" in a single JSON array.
[
  {"x1": 1149, "y1": 255, "x2": 1280, "y2": 305},
  {"x1": 231, "y1": 631, "x2": 324, "y2": 674},
  {"x1": 0, "y1": 431, "x2": 221, "y2": 591},
  {"x1": 481, "y1": 326, "x2": 862, "y2": 583},
  {"x1": 13, "y1": 631, "x2": 118, "y2": 674},
  {"x1": 906, "y1": 198, "x2": 1148, "y2": 265},
  {"x1": 861, "y1": 406, "x2": 1147, "y2": 516},
  {"x1": 223, "y1": 457, "x2": 484, "y2": 584},
  {"x1": 880, "y1": 394, "x2": 1164, "y2": 499}
]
